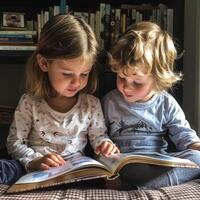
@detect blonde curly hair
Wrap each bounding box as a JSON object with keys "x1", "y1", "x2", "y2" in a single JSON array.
[{"x1": 109, "y1": 21, "x2": 182, "y2": 91}]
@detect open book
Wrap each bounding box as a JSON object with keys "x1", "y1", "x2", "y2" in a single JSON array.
[{"x1": 7, "y1": 152, "x2": 199, "y2": 193}]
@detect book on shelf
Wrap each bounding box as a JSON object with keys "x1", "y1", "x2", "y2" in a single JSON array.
[
  {"x1": 0, "y1": 2, "x2": 174, "y2": 50},
  {"x1": 114, "y1": 8, "x2": 121, "y2": 41},
  {"x1": 0, "y1": 30, "x2": 37, "y2": 35},
  {"x1": 104, "y1": 4, "x2": 111, "y2": 50},
  {"x1": 0, "y1": 26, "x2": 27, "y2": 31},
  {"x1": 59, "y1": 0, "x2": 67, "y2": 14},
  {"x1": 6, "y1": 151, "x2": 198, "y2": 193},
  {"x1": 167, "y1": 8, "x2": 174, "y2": 35},
  {"x1": 0, "y1": 45, "x2": 37, "y2": 51},
  {"x1": 0, "y1": 42, "x2": 35, "y2": 46},
  {"x1": 0, "y1": 38, "x2": 34, "y2": 43},
  {"x1": 99, "y1": 3, "x2": 106, "y2": 49}
]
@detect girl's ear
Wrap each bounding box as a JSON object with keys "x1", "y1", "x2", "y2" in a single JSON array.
[{"x1": 37, "y1": 54, "x2": 49, "y2": 72}]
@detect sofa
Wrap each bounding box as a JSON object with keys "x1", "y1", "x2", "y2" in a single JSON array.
[{"x1": 0, "y1": 178, "x2": 200, "y2": 199}]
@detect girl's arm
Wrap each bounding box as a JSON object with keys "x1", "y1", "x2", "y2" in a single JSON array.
[
  {"x1": 6, "y1": 94, "x2": 43, "y2": 170},
  {"x1": 87, "y1": 97, "x2": 118, "y2": 155}
]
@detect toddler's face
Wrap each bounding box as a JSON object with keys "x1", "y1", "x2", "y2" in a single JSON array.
[
  {"x1": 43, "y1": 56, "x2": 92, "y2": 98},
  {"x1": 116, "y1": 65, "x2": 155, "y2": 103}
]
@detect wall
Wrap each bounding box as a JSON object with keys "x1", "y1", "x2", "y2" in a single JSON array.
[
  {"x1": 183, "y1": 0, "x2": 200, "y2": 133},
  {"x1": 0, "y1": 64, "x2": 25, "y2": 107}
]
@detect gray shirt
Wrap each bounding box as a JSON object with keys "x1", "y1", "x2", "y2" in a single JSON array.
[{"x1": 102, "y1": 89, "x2": 200, "y2": 153}]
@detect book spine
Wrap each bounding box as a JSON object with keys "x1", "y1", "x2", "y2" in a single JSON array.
[
  {"x1": 132, "y1": 8, "x2": 137, "y2": 24},
  {"x1": 0, "y1": 45, "x2": 37, "y2": 50},
  {"x1": 37, "y1": 14, "x2": 41, "y2": 39},
  {"x1": 60, "y1": 0, "x2": 66, "y2": 14},
  {"x1": 0, "y1": 34, "x2": 33, "y2": 38},
  {"x1": 89, "y1": 13, "x2": 95, "y2": 32},
  {"x1": 104, "y1": 4, "x2": 111, "y2": 50},
  {"x1": 167, "y1": 9, "x2": 174, "y2": 35},
  {"x1": 110, "y1": 8, "x2": 115, "y2": 46},
  {"x1": 95, "y1": 11, "x2": 100, "y2": 44},
  {"x1": 99, "y1": 3, "x2": 106, "y2": 49},
  {"x1": 115, "y1": 9, "x2": 121, "y2": 41},
  {"x1": 0, "y1": 31, "x2": 36, "y2": 35},
  {"x1": 53, "y1": 5, "x2": 60, "y2": 16},
  {"x1": 121, "y1": 10, "x2": 126, "y2": 33},
  {"x1": 0, "y1": 38, "x2": 33, "y2": 42}
]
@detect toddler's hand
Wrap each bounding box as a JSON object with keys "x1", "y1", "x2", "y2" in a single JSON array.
[
  {"x1": 29, "y1": 153, "x2": 66, "y2": 171},
  {"x1": 95, "y1": 141, "x2": 120, "y2": 157},
  {"x1": 188, "y1": 142, "x2": 200, "y2": 151}
]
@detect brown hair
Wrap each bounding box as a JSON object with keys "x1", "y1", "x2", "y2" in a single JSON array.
[
  {"x1": 109, "y1": 21, "x2": 182, "y2": 91},
  {"x1": 26, "y1": 14, "x2": 98, "y2": 98}
]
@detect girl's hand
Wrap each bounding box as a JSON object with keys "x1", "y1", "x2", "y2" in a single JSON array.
[
  {"x1": 29, "y1": 153, "x2": 66, "y2": 171},
  {"x1": 95, "y1": 141, "x2": 120, "y2": 157}
]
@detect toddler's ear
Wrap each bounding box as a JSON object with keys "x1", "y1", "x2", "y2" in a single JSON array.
[{"x1": 37, "y1": 54, "x2": 49, "y2": 72}]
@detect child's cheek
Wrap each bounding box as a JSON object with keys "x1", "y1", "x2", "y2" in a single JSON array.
[
  {"x1": 116, "y1": 79, "x2": 123, "y2": 90},
  {"x1": 81, "y1": 79, "x2": 89, "y2": 89}
]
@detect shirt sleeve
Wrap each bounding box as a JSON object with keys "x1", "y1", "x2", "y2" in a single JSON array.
[
  {"x1": 101, "y1": 94, "x2": 109, "y2": 126},
  {"x1": 6, "y1": 94, "x2": 43, "y2": 169},
  {"x1": 87, "y1": 97, "x2": 113, "y2": 150},
  {"x1": 166, "y1": 95, "x2": 200, "y2": 150}
]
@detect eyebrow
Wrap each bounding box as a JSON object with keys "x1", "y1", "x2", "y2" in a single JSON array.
[{"x1": 60, "y1": 69, "x2": 92, "y2": 73}]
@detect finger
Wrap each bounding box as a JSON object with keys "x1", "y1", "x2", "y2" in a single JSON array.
[
  {"x1": 101, "y1": 142, "x2": 115, "y2": 154},
  {"x1": 110, "y1": 146, "x2": 120, "y2": 155},
  {"x1": 53, "y1": 154, "x2": 66, "y2": 165},
  {"x1": 43, "y1": 157, "x2": 60, "y2": 167},
  {"x1": 99, "y1": 142, "x2": 109, "y2": 152},
  {"x1": 47, "y1": 154, "x2": 65, "y2": 166},
  {"x1": 105, "y1": 144, "x2": 120, "y2": 156},
  {"x1": 40, "y1": 163, "x2": 51, "y2": 170},
  {"x1": 95, "y1": 147, "x2": 100, "y2": 155},
  {"x1": 112, "y1": 145, "x2": 120, "y2": 154},
  {"x1": 102, "y1": 143, "x2": 115, "y2": 156}
]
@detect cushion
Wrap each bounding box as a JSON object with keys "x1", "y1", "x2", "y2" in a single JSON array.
[{"x1": 1, "y1": 179, "x2": 200, "y2": 200}]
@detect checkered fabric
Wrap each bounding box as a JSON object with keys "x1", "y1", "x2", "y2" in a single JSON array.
[{"x1": 0, "y1": 179, "x2": 200, "y2": 200}]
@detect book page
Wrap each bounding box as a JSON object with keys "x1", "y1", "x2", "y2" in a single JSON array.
[
  {"x1": 97, "y1": 151, "x2": 199, "y2": 174},
  {"x1": 16, "y1": 154, "x2": 105, "y2": 184}
]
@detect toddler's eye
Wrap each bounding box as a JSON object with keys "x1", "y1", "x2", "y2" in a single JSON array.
[
  {"x1": 133, "y1": 82, "x2": 143, "y2": 87},
  {"x1": 118, "y1": 76, "x2": 125, "y2": 81}
]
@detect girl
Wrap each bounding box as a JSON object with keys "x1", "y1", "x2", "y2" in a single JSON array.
[
  {"x1": 6, "y1": 14, "x2": 119, "y2": 181},
  {"x1": 102, "y1": 21, "x2": 200, "y2": 189}
]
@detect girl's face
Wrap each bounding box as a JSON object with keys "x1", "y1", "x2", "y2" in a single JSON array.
[
  {"x1": 116, "y1": 65, "x2": 155, "y2": 103},
  {"x1": 39, "y1": 55, "x2": 92, "y2": 98}
]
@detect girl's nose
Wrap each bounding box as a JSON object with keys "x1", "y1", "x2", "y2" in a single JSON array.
[{"x1": 71, "y1": 76, "x2": 81, "y2": 87}]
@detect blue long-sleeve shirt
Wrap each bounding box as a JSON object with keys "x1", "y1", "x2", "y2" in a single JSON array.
[{"x1": 102, "y1": 89, "x2": 200, "y2": 153}]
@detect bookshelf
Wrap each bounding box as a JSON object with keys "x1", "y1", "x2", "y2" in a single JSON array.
[{"x1": 0, "y1": 0, "x2": 184, "y2": 104}]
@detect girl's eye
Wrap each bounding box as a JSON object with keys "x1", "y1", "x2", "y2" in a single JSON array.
[
  {"x1": 62, "y1": 73, "x2": 72, "y2": 77},
  {"x1": 81, "y1": 73, "x2": 89, "y2": 78}
]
